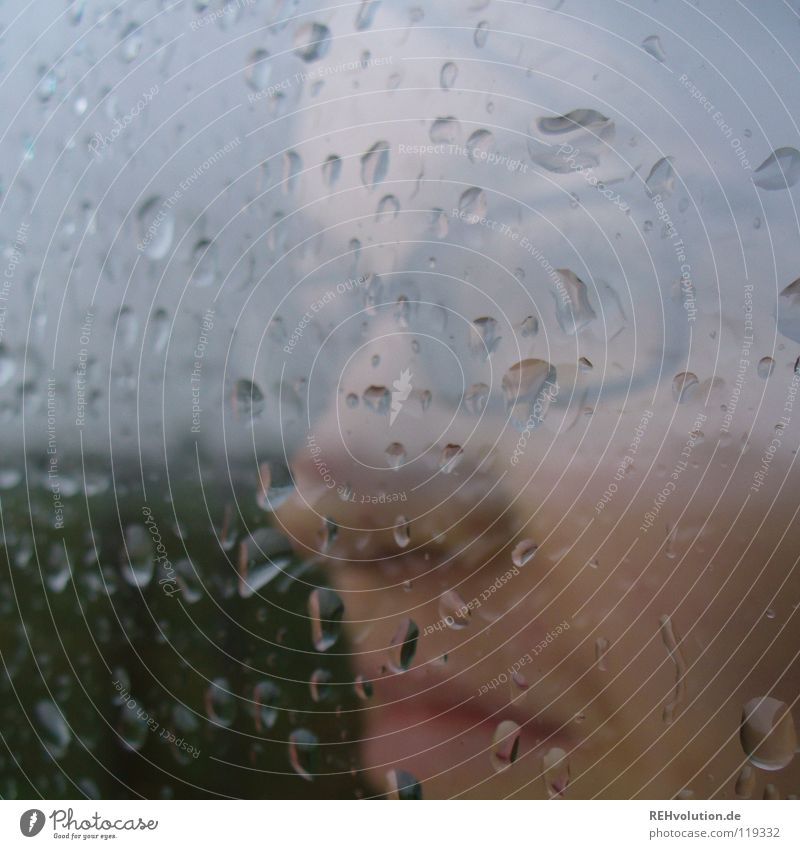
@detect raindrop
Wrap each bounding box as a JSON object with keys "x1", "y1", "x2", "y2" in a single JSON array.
[
  {"x1": 553, "y1": 269, "x2": 597, "y2": 335},
  {"x1": 440, "y1": 62, "x2": 458, "y2": 90},
  {"x1": 118, "y1": 705, "x2": 149, "y2": 751},
  {"x1": 520, "y1": 315, "x2": 538, "y2": 337},
  {"x1": 363, "y1": 385, "x2": 391, "y2": 414},
  {"x1": 660, "y1": 614, "x2": 687, "y2": 724},
  {"x1": 740, "y1": 696, "x2": 796, "y2": 771},
  {"x1": 458, "y1": 186, "x2": 488, "y2": 223},
  {"x1": 245, "y1": 48, "x2": 271, "y2": 91},
  {"x1": 537, "y1": 109, "x2": 611, "y2": 136},
  {"x1": 672, "y1": 372, "x2": 698, "y2": 404},
  {"x1": 189, "y1": 238, "x2": 217, "y2": 287},
  {"x1": 464, "y1": 382, "x2": 490, "y2": 415},
  {"x1": 322, "y1": 154, "x2": 342, "y2": 186},
  {"x1": 393, "y1": 516, "x2": 411, "y2": 548},
  {"x1": 354, "y1": 675, "x2": 373, "y2": 700},
  {"x1": 757, "y1": 357, "x2": 775, "y2": 379},
  {"x1": 361, "y1": 141, "x2": 390, "y2": 188},
  {"x1": 386, "y1": 442, "x2": 406, "y2": 468},
  {"x1": 376, "y1": 194, "x2": 400, "y2": 219},
  {"x1": 469, "y1": 316, "x2": 501, "y2": 358},
  {"x1": 430, "y1": 116, "x2": 461, "y2": 144},
  {"x1": 511, "y1": 539, "x2": 537, "y2": 567},
  {"x1": 309, "y1": 668, "x2": 334, "y2": 703},
  {"x1": 474, "y1": 20, "x2": 489, "y2": 47},
  {"x1": 308, "y1": 587, "x2": 345, "y2": 651},
  {"x1": 645, "y1": 157, "x2": 676, "y2": 195},
  {"x1": 205, "y1": 678, "x2": 237, "y2": 727},
  {"x1": 388, "y1": 618, "x2": 419, "y2": 671},
  {"x1": 293, "y1": 22, "x2": 331, "y2": 62},
  {"x1": 288, "y1": 729, "x2": 318, "y2": 781},
  {"x1": 256, "y1": 461, "x2": 294, "y2": 511},
  {"x1": 466, "y1": 129, "x2": 495, "y2": 162},
  {"x1": 121, "y1": 525, "x2": 153, "y2": 589},
  {"x1": 346, "y1": 392, "x2": 359, "y2": 408},
  {"x1": 119, "y1": 22, "x2": 143, "y2": 63},
  {"x1": 386, "y1": 769, "x2": 423, "y2": 799},
  {"x1": 439, "y1": 443, "x2": 464, "y2": 474},
  {"x1": 35, "y1": 700, "x2": 71, "y2": 759},
  {"x1": 642, "y1": 35, "x2": 666, "y2": 61},
  {"x1": 438, "y1": 589, "x2": 470, "y2": 629},
  {"x1": 137, "y1": 197, "x2": 174, "y2": 261},
  {"x1": 542, "y1": 747, "x2": 571, "y2": 798},
  {"x1": 253, "y1": 681, "x2": 281, "y2": 731},
  {"x1": 778, "y1": 278, "x2": 800, "y2": 342},
  {"x1": 0, "y1": 345, "x2": 15, "y2": 386},
  {"x1": 355, "y1": 0, "x2": 380, "y2": 30},
  {"x1": 232, "y1": 379, "x2": 265, "y2": 420},
  {"x1": 502, "y1": 359, "x2": 554, "y2": 409},
  {"x1": 753, "y1": 148, "x2": 800, "y2": 190},
  {"x1": 595, "y1": 637, "x2": 610, "y2": 671},
  {"x1": 491, "y1": 720, "x2": 521, "y2": 771}
]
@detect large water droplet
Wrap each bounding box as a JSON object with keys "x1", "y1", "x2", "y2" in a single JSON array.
[
  {"x1": 293, "y1": 22, "x2": 330, "y2": 62},
  {"x1": 491, "y1": 720, "x2": 521, "y2": 771},
  {"x1": 361, "y1": 141, "x2": 390, "y2": 188},
  {"x1": 438, "y1": 589, "x2": 470, "y2": 629},
  {"x1": 777, "y1": 278, "x2": 800, "y2": 342},
  {"x1": 430, "y1": 116, "x2": 461, "y2": 144},
  {"x1": 645, "y1": 156, "x2": 676, "y2": 195},
  {"x1": 740, "y1": 696, "x2": 796, "y2": 771},
  {"x1": 388, "y1": 618, "x2": 419, "y2": 671},
  {"x1": 363, "y1": 385, "x2": 391, "y2": 414},
  {"x1": 466, "y1": 129, "x2": 495, "y2": 162},
  {"x1": 308, "y1": 588, "x2": 345, "y2": 651},
  {"x1": 753, "y1": 148, "x2": 800, "y2": 190},
  {"x1": 542, "y1": 747, "x2": 571, "y2": 798},
  {"x1": 502, "y1": 359, "x2": 554, "y2": 409},
  {"x1": 554, "y1": 269, "x2": 597, "y2": 335},
  {"x1": 137, "y1": 196, "x2": 174, "y2": 261},
  {"x1": 458, "y1": 186, "x2": 488, "y2": 223},
  {"x1": 288, "y1": 728, "x2": 318, "y2": 781}
]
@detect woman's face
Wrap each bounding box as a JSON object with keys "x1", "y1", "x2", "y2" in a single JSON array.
[{"x1": 274, "y1": 329, "x2": 800, "y2": 798}]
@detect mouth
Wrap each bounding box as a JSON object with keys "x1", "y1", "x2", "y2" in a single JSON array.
[{"x1": 357, "y1": 665, "x2": 574, "y2": 795}]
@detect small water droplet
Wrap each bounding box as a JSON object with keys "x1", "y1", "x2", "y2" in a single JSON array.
[
  {"x1": 511, "y1": 539, "x2": 537, "y2": 567},
  {"x1": 293, "y1": 22, "x2": 331, "y2": 62},
  {"x1": 646, "y1": 156, "x2": 676, "y2": 195},
  {"x1": 393, "y1": 516, "x2": 411, "y2": 548},
  {"x1": 438, "y1": 443, "x2": 464, "y2": 474},
  {"x1": 430, "y1": 116, "x2": 461, "y2": 144},
  {"x1": 642, "y1": 34, "x2": 666, "y2": 61},
  {"x1": 542, "y1": 747, "x2": 571, "y2": 798},
  {"x1": 464, "y1": 383, "x2": 489, "y2": 415},
  {"x1": 388, "y1": 618, "x2": 419, "y2": 671},
  {"x1": 458, "y1": 187, "x2": 488, "y2": 223},
  {"x1": 438, "y1": 589, "x2": 470, "y2": 629},
  {"x1": 245, "y1": 48, "x2": 271, "y2": 91},
  {"x1": 363, "y1": 385, "x2": 390, "y2": 414},
  {"x1": 288, "y1": 728, "x2": 318, "y2": 781},
  {"x1": 466, "y1": 129, "x2": 495, "y2": 162},
  {"x1": 361, "y1": 141, "x2": 390, "y2": 188}
]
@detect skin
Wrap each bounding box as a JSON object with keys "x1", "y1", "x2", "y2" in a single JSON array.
[{"x1": 273, "y1": 331, "x2": 800, "y2": 799}]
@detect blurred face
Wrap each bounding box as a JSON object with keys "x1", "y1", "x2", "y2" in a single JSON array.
[{"x1": 274, "y1": 329, "x2": 800, "y2": 799}]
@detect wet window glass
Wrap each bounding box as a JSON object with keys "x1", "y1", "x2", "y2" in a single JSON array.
[{"x1": 0, "y1": 0, "x2": 799, "y2": 806}]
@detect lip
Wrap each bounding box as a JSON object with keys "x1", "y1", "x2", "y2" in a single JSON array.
[{"x1": 358, "y1": 668, "x2": 572, "y2": 785}]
